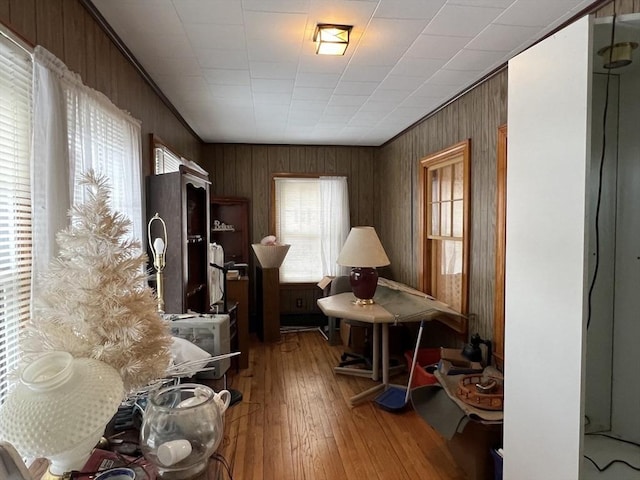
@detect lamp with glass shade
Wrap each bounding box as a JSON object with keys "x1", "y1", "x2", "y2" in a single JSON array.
[{"x1": 0, "y1": 351, "x2": 124, "y2": 479}]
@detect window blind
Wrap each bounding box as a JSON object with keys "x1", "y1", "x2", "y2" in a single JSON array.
[
  {"x1": 154, "y1": 145, "x2": 183, "y2": 174},
  {"x1": 0, "y1": 32, "x2": 32, "y2": 403},
  {"x1": 274, "y1": 177, "x2": 323, "y2": 282}
]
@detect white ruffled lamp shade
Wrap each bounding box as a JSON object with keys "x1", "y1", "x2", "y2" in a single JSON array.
[{"x1": 0, "y1": 351, "x2": 124, "y2": 476}]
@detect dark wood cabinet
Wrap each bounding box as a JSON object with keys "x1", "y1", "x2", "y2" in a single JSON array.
[
  {"x1": 147, "y1": 166, "x2": 211, "y2": 314},
  {"x1": 210, "y1": 196, "x2": 250, "y2": 265},
  {"x1": 226, "y1": 277, "x2": 249, "y2": 369}
]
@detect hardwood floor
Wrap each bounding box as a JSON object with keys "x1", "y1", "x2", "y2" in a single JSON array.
[{"x1": 219, "y1": 330, "x2": 467, "y2": 480}]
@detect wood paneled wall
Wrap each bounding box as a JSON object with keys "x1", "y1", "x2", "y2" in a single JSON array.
[
  {"x1": 202, "y1": 144, "x2": 377, "y2": 242},
  {"x1": 0, "y1": 0, "x2": 202, "y2": 172},
  {"x1": 202, "y1": 144, "x2": 377, "y2": 316},
  {"x1": 377, "y1": 71, "x2": 508, "y2": 342},
  {"x1": 3, "y1": 0, "x2": 633, "y2": 331},
  {"x1": 202, "y1": 79, "x2": 508, "y2": 335},
  {"x1": 595, "y1": 0, "x2": 640, "y2": 16}
]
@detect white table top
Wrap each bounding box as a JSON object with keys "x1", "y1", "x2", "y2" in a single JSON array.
[
  {"x1": 316, "y1": 292, "x2": 395, "y2": 323},
  {"x1": 318, "y1": 285, "x2": 463, "y2": 325}
]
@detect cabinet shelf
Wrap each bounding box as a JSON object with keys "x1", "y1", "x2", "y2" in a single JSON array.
[{"x1": 210, "y1": 196, "x2": 250, "y2": 264}]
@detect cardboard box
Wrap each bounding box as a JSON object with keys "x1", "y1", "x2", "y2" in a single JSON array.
[
  {"x1": 411, "y1": 385, "x2": 502, "y2": 480},
  {"x1": 339, "y1": 320, "x2": 367, "y2": 354},
  {"x1": 447, "y1": 421, "x2": 502, "y2": 480}
]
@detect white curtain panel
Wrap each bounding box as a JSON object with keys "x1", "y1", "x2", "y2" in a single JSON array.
[
  {"x1": 31, "y1": 47, "x2": 143, "y2": 285},
  {"x1": 319, "y1": 176, "x2": 350, "y2": 277},
  {"x1": 32, "y1": 47, "x2": 71, "y2": 287}
]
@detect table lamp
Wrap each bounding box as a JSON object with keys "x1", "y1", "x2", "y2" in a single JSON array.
[
  {"x1": 148, "y1": 213, "x2": 167, "y2": 313},
  {"x1": 336, "y1": 226, "x2": 390, "y2": 305}
]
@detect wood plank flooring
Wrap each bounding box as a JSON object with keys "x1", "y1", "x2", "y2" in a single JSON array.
[{"x1": 218, "y1": 331, "x2": 466, "y2": 480}]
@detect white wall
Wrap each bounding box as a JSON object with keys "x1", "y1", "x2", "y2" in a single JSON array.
[
  {"x1": 504, "y1": 16, "x2": 592, "y2": 480},
  {"x1": 584, "y1": 72, "x2": 618, "y2": 433},
  {"x1": 585, "y1": 20, "x2": 640, "y2": 443},
  {"x1": 611, "y1": 65, "x2": 640, "y2": 442}
]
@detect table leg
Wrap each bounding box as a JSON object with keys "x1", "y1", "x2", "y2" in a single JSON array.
[
  {"x1": 382, "y1": 323, "x2": 389, "y2": 385},
  {"x1": 349, "y1": 383, "x2": 385, "y2": 407},
  {"x1": 346, "y1": 323, "x2": 392, "y2": 407},
  {"x1": 372, "y1": 322, "x2": 380, "y2": 382}
]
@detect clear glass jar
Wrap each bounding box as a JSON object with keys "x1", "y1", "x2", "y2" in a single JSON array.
[{"x1": 140, "y1": 383, "x2": 229, "y2": 479}]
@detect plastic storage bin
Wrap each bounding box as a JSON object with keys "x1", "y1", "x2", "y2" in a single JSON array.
[
  {"x1": 404, "y1": 347, "x2": 441, "y2": 388},
  {"x1": 169, "y1": 314, "x2": 230, "y2": 379},
  {"x1": 491, "y1": 448, "x2": 503, "y2": 480}
]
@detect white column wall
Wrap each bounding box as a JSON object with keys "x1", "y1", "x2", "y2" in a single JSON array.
[
  {"x1": 611, "y1": 66, "x2": 640, "y2": 442},
  {"x1": 584, "y1": 73, "x2": 618, "y2": 433},
  {"x1": 504, "y1": 16, "x2": 592, "y2": 480}
]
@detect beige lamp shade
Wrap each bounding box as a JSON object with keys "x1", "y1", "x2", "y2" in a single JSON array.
[
  {"x1": 336, "y1": 227, "x2": 390, "y2": 267},
  {"x1": 252, "y1": 244, "x2": 291, "y2": 269}
]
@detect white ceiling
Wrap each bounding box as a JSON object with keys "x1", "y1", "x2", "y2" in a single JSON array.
[{"x1": 91, "y1": 0, "x2": 600, "y2": 146}]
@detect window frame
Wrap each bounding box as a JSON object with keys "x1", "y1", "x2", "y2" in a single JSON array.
[
  {"x1": 493, "y1": 125, "x2": 508, "y2": 370},
  {"x1": 270, "y1": 173, "x2": 323, "y2": 285},
  {"x1": 419, "y1": 140, "x2": 470, "y2": 334}
]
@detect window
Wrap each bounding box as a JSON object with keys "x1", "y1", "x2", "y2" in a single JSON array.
[
  {"x1": 419, "y1": 140, "x2": 470, "y2": 332},
  {"x1": 154, "y1": 142, "x2": 183, "y2": 175},
  {"x1": 32, "y1": 46, "x2": 144, "y2": 265},
  {"x1": 272, "y1": 176, "x2": 349, "y2": 283},
  {"x1": 66, "y1": 77, "x2": 143, "y2": 245},
  {"x1": 0, "y1": 30, "x2": 32, "y2": 403}
]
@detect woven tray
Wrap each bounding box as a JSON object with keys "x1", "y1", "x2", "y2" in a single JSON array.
[{"x1": 456, "y1": 374, "x2": 504, "y2": 411}]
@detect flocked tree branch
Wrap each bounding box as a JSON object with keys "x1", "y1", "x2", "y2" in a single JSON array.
[{"x1": 22, "y1": 170, "x2": 173, "y2": 392}]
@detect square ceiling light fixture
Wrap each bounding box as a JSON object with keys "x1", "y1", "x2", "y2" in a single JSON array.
[{"x1": 314, "y1": 24, "x2": 352, "y2": 55}]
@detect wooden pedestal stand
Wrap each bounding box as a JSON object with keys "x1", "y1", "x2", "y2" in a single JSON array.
[{"x1": 256, "y1": 266, "x2": 281, "y2": 342}]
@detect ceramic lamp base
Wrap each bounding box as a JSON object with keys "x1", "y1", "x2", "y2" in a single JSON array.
[{"x1": 349, "y1": 267, "x2": 378, "y2": 305}]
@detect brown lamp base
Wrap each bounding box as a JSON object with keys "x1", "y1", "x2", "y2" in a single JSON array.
[{"x1": 350, "y1": 267, "x2": 378, "y2": 305}]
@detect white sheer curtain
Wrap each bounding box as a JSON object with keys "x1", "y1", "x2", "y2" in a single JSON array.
[
  {"x1": 31, "y1": 47, "x2": 143, "y2": 284},
  {"x1": 319, "y1": 176, "x2": 350, "y2": 277},
  {"x1": 32, "y1": 47, "x2": 71, "y2": 285}
]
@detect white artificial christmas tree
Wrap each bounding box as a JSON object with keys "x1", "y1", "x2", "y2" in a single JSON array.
[{"x1": 23, "y1": 170, "x2": 172, "y2": 392}]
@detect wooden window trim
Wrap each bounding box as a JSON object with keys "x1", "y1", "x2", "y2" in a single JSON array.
[
  {"x1": 418, "y1": 140, "x2": 470, "y2": 335},
  {"x1": 493, "y1": 125, "x2": 507, "y2": 370}
]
